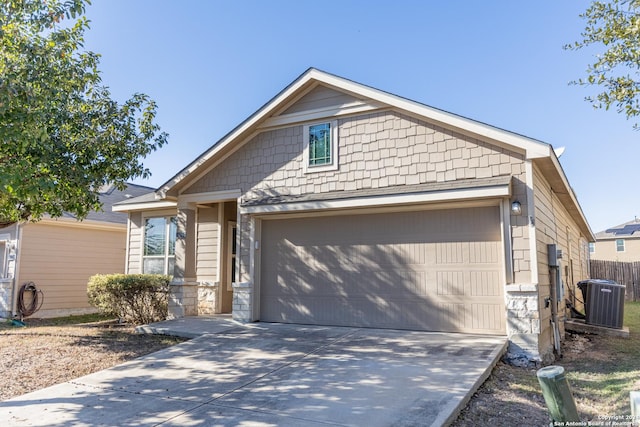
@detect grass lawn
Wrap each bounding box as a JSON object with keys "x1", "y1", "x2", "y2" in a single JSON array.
[
  {"x1": 566, "y1": 301, "x2": 640, "y2": 420},
  {"x1": 454, "y1": 302, "x2": 640, "y2": 425}
]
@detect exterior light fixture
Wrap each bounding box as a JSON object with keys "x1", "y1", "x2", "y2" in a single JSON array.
[{"x1": 511, "y1": 200, "x2": 522, "y2": 215}]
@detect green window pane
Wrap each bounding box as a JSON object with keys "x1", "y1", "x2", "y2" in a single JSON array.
[{"x1": 309, "y1": 123, "x2": 331, "y2": 166}]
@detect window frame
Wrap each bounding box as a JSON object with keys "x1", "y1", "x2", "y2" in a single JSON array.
[
  {"x1": 616, "y1": 239, "x2": 625, "y2": 253},
  {"x1": 142, "y1": 215, "x2": 177, "y2": 275},
  {"x1": 302, "y1": 120, "x2": 339, "y2": 173},
  {"x1": 0, "y1": 234, "x2": 9, "y2": 279}
]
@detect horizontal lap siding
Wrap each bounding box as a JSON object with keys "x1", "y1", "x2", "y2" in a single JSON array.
[
  {"x1": 18, "y1": 223, "x2": 126, "y2": 312},
  {"x1": 127, "y1": 212, "x2": 143, "y2": 274},
  {"x1": 533, "y1": 165, "x2": 590, "y2": 353},
  {"x1": 196, "y1": 206, "x2": 219, "y2": 283}
]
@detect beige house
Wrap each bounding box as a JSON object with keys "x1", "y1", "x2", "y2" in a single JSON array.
[
  {"x1": 591, "y1": 218, "x2": 640, "y2": 262},
  {"x1": 114, "y1": 69, "x2": 594, "y2": 363},
  {"x1": 0, "y1": 184, "x2": 152, "y2": 319}
]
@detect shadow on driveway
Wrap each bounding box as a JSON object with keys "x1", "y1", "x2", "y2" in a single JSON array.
[{"x1": 0, "y1": 322, "x2": 506, "y2": 426}]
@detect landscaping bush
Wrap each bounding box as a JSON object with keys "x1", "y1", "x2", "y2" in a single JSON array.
[{"x1": 87, "y1": 274, "x2": 171, "y2": 325}]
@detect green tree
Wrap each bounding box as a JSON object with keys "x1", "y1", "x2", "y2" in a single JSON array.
[
  {"x1": 0, "y1": 0, "x2": 168, "y2": 226},
  {"x1": 567, "y1": 0, "x2": 640, "y2": 128}
]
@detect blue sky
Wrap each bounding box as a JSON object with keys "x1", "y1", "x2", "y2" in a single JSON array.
[{"x1": 82, "y1": 0, "x2": 638, "y2": 233}]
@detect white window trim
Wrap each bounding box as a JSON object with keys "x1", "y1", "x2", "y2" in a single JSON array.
[
  {"x1": 302, "y1": 120, "x2": 339, "y2": 173},
  {"x1": 0, "y1": 234, "x2": 9, "y2": 279},
  {"x1": 616, "y1": 239, "x2": 625, "y2": 252}
]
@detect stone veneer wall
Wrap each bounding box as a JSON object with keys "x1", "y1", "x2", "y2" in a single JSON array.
[
  {"x1": 168, "y1": 283, "x2": 198, "y2": 318},
  {"x1": 197, "y1": 283, "x2": 218, "y2": 315}
]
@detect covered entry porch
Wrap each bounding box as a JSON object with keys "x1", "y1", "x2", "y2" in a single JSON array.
[{"x1": 169, "y1": 195, "x2": 239, "y2": 318}]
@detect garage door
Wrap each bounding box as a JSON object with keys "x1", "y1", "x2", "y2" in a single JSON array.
[{"x1": 259, "y1": 206, "x2": 505, "y2": 334}]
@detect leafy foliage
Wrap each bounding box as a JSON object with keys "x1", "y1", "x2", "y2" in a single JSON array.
[
  {"x1": 87, "y1": 274, "x2": 170, "y2": 325},
  {"x1": 566, "y1": 0, "x2": 640, "y2": 128},
  {"x1": 0, "y1": 0, "x2": 168, "y2": 226}
]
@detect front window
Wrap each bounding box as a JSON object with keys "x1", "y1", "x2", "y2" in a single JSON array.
[
  {"x1": 616, "y1": 239, "x2": 625, "y2": 252},
  {"x1": 143, "y1": 216, "x2": 177, "y2": 275}
]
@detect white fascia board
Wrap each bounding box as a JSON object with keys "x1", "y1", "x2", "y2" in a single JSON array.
[
  {"x1": 178, "y1": 189, "x2": 242, "y2": 204},
  {"x1": 112, "y1": 200, "x2": 177, "y2": 213},
  {"x1": 240, "y1": 184, "x2": 510, "y2": 215},
  {"x1": 261, "y1": 100, "x2": 385, "y2": 128}
]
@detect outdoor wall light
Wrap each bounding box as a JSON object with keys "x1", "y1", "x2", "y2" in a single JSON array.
[{"x1": 511, "y1": 200, "x2": 522, "y2": 215}]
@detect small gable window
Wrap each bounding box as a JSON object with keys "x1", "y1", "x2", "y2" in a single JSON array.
[
  {"x1": 303, "y1": 120, "x2": 338, "y2": 173},
  {"x1": 616, "y1": 239, "x2": 625, "y2": 252}
]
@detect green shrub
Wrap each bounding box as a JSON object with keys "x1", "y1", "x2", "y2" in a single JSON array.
[{"x1": 87, "y1": 274, "x2": 171, "y2": 325}]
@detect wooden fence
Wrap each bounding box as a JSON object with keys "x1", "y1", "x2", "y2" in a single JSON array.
[{"x1": 589, "y1": 260, "x2": 640, "y2": 302}]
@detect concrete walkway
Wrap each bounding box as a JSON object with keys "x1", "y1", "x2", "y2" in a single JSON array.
[{"x1": 0, "y1": 317, "x2": 507, "y2": 426}]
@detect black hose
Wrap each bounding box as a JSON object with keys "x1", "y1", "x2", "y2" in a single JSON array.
[{"x1": 17, "y1": 281, "x2": 44, "y2": 319}]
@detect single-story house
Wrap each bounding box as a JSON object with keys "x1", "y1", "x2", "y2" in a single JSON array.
[
  {"x1": 113, "y1": 68, "x2": 594, "y2": 363},
  {"x1": 591, "y1": 218, "x2": 640, "y2": 262},
  {"x1": 0, "y1": 183, "x2": 153, "y2": 319}
]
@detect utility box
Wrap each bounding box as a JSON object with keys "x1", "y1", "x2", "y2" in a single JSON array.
[{"x1": 577, "y1": 279, "x2": 625, "y2": 329}]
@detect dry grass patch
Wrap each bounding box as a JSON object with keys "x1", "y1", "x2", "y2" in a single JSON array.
[{"x1": 0, "y1": 314, "x2": 186, "y2": 401}]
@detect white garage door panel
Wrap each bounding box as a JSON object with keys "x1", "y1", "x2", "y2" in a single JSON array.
[{"x1": 260, "y1": 207, "x2": 505, "y2": 334}]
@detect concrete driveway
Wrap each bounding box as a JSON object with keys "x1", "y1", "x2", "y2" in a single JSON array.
[{"x1": 0, "y1": 319, "x2": 506, "y2": 426}]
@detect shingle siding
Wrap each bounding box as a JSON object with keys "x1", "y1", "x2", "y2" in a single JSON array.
[{"x1": 186, "y1": 111, "x2": 527, "y2": 199}]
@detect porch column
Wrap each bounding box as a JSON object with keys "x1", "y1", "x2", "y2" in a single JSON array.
[{"x1": 168, "y1": 202, "x2": 198, "y2": 318}]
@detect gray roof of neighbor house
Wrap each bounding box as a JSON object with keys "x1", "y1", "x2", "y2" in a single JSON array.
[
  {"x1": 595, "y1": 218, "x2": 640, "y2": 240},
  {"x1": 62, "y1": 183, "x2": 154, "y2": 224}
]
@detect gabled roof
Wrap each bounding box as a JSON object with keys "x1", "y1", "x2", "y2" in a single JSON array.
[
  {"x1": 156, "y1": 68, "x2": 553, "y2": 199},
  {"x1": 127, "y1": 68, "x2": 593, "y2": 239},
  {"x1": 596, "y1": 218, "x2": 640, "y2": 240}
]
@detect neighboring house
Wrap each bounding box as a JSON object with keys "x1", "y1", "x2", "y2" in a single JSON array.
[
  {"x1": 0, "y1": 183, "x2": 153, "y2": 319},
  {"x1": 591, "y1": 218, "x2": 640, "y2": 262},
  {"x1": 113, "y1": 69, "x2": 594, "y2": 364}
]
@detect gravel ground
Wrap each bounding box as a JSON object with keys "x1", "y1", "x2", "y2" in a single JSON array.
[{"x1": 0, "y1": 318, "x2": 186, "y2": 401}]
